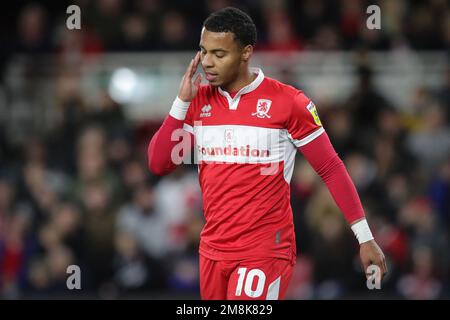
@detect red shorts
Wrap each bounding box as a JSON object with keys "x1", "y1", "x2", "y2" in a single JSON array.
[{"x1": 199, "y1": 255, "x2": 295, "y2": 300}]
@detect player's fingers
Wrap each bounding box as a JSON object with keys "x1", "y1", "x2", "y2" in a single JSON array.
[
  {"x1": 190, "y1": 52, "x2": 201, "y2": 77},
  {"x1": 193, "y1": 73, "x2": 202, "y2": 87},
  {"x1": 381, "y1": 257, "x2": 388, "y2": 276},
  {"x1": 184, "y1": 58, "x2": 194, "y2": 79},
  {"x1": 363, "y1": 260, "x2": 371, "y2": 278},
  {"x1": 371, "y1": 256, "x2": 386, "y2": 282},
  {"x1": 193, "y1": 51, "x2": 201, "y2": 70}
]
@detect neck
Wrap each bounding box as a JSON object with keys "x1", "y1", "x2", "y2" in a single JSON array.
[{"x1": 221, "y1": 68, "x2": 257, "y2": 93}]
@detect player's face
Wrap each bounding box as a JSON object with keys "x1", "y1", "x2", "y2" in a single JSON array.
[{"x1": 199, "y1": 28, "x2": 248, "y2": 88}]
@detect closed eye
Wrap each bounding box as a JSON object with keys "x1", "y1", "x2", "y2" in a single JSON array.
[{"x1": 199, "y1": 46, "x2": 227, "y2": 58}]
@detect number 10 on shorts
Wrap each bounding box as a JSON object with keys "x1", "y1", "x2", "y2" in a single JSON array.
[{"x1": 235, "y1": 267, "x2": 281, "y2": 299}]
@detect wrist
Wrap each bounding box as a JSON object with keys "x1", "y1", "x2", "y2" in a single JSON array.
[
  {"x1": 351, "y1": 218, "x2": 374, "y2": 244},
  {"x1": 169, "y1": 96, "x2": 191, "y2": 120}
]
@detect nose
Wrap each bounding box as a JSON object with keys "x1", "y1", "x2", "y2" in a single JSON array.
[{"x1": 202, "y1": 53, "x2": 214, "y2": 69}]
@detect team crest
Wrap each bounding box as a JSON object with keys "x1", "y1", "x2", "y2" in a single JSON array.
[
  {"x1": 224, "y1": 129, "x2": 235, "y2": 144},
  {"x1": 252, "y1": 99, "x2": 272, "y2": 119}
]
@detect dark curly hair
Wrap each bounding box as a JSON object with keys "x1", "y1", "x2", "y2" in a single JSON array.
[{"x1": 203, "y1": 7, "x2": 257, "y2": 47}]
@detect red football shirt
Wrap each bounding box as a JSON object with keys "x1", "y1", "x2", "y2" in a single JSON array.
[{"x1": 182, "y1": 68, "x2": 324, "y2": 262}]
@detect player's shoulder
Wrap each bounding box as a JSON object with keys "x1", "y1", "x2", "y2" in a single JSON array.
[{"x1": 263, "y1": 76, "x2": 310, "y2": 106}]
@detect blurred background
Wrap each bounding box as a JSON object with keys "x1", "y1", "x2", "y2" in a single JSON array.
[{"x1": 0, "y1": 0, "x2": 449, "y2": 299}]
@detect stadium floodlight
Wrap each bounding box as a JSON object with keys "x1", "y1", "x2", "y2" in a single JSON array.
[{"x1": 108, "y1": 67, "x2": 137, "y2": 104}]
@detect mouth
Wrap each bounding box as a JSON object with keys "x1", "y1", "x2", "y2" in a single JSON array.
[{"x1": 205, "y1": 72, "x2": 218, "y2": 82}]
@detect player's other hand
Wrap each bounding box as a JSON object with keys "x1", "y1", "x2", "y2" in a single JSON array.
[
  {"x1": 178, "y1": 52, "x2": 202, "y2": 102},
  {"x1": 360, "y1": 240, "x2": 388, "y2": 280}
]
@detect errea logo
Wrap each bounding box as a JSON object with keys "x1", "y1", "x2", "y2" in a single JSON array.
[{"x1": 200, "y1": 104, "x2": 212, "y2": 118}]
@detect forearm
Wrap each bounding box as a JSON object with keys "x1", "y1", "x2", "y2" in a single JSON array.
[
  {"x1": 148, "y1": 115, "x2": 178, "y2": 176},
  {"x1": 147, "y1": 97, "x2": 193, "y2": 176},
  {"x1": 148, "y1": 117, "x2": 194, "y2": 177},
  {"x1": 317, "y1": 153, "x2": 365, "y2": 223}
]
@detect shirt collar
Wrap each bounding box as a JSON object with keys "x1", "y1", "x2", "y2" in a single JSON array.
[{"x1": 218, "y1": 67, "x2": 265, "y2": 99}]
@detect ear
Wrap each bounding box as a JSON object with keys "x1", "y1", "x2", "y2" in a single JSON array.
[{"x1": 242, "y1": 45, "x2": 253, "y2": 62}]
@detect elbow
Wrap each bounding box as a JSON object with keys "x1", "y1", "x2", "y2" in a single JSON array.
[
  {"x1": 147, "y1": 148, "x2": 166, "y2": 177},
  {"x1": 316, "y1": 153, "x2": 344, "y2": 179},
  {"x1": 148, "y1": 158, "x2": 168, "y2": 176},
  {"x1": 147, "y1": 137, "x2": 167, "y2": 176}
]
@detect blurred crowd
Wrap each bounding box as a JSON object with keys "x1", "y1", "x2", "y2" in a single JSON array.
[
  {"x1": 0, "y1": 0, "x2": 449, "y2": 300},
  {"x1": 0, "y1": 93, "x2": 205, "y2": 298},
  {"x1": 285, "y1": 65, "x2": 450, "y2": 299},
  {"x1": 1, "y1": 0, "x2": 450, "y2": 58}
]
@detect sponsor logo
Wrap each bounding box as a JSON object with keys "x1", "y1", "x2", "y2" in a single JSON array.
[
  {"x1": 197, "y1": 145, "x2": 270, "y2": 158},
  {"x1": 306, "y1": 101, "x2": 322, "y2": 126}
]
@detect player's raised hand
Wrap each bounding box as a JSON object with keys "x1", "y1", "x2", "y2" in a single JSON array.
[{"x1": 178, "y1": 52, "x2": 202, "y2": 102}]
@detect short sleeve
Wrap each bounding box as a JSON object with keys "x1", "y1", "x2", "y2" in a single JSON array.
[{"x1": 286, "y1": 92, "x2": 325, "y2": 147}]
